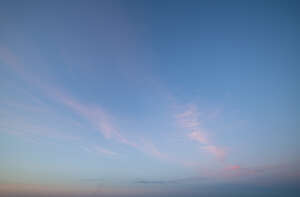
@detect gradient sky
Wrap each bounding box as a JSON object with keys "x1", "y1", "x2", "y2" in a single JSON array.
[{"x1": 0, "y1": 0, "x2": 299, "y2": 196}]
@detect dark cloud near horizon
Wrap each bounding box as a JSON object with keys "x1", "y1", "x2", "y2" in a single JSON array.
[
  {"x1": 134, "y1": 176, "x2": 207, "y2": 185},
  {"x1": 135, "y1": 180, "x2": 168, "y2": 184},
  {"x1": 80, "y1": 178, "x2": 103, "y2": 182}
]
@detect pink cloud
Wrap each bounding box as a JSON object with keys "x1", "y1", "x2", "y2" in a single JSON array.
[
  {"x1": 176, "y1": 105, "x2": 208, "y2": 144},
  {"x1": 188, "y1": 131, "x2": 208, "y2": 144},
  {"x1": 139, "y1": 140, "x2": 166, "y2": 159},
  {"x1": 176, "y1": 104, "x2": 227, "y2": 160},
  {"x1": 176, "y1": 104, "x2": 200, "y2": 129},
  {"x1": 51, "y1": 91, "x2": 172, "y2": 161},
  {"x1": 0, "y1": 47, "x2": 169, "y2": 163},
  {"x1": 227, "y1": 165, "x2": 241, "y2": 171},
  {"x1": 222, "y1": 164, "x2": 264, "y2": 179},
  {"x1": 0, "y1": 47, "x2": 43, "y2": 86},
  {"x1": 202, "y1": 145, "x2": 226, "y2": 160},
  {"x1": 50, "y1": 90, "x2": 137, "y2": 147}
]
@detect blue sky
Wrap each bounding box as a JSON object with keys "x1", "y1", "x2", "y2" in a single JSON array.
[{"x1": 0, "y1": 0, "x2": 299, "y2": 196}]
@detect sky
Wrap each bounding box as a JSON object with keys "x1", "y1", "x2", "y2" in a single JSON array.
[{"x1": 0, "y1": 0, "x2": 299, "y2": 196}]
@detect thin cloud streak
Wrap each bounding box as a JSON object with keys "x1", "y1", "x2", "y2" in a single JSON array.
[
  {"x1": 95, "y1": 145, "x2": 118, "y2": 156},
  {"x1": 138, "y1": 139, "x2": 167, "y2": 160},
  {"x1": 176, "y1": 104, "x2": 226, "y2": 160},
  {"x1": 49, "y1": 91, "x2": 171, "y2": 159},
  {"x1": 0, "y1": 47, "x2": 169, "y2": 162},
  {"x1": 51, "y1": 91, "x2": 116, "y2": 140},
  {"x1": 188, "y1": 131, "x2": 208, "y2": 144},
  {"x1": 42, "y1": 89, "x2": 170, "y2": 161},
  {"x1": 134, "y1": 176, "x2": 208, "y2": 185},
  {"x1": 202, "y1": 145, "x2": 226, "y2": 160},
  {"x1": 80, "y1": 145, "x2": 118, "y2": 157}
]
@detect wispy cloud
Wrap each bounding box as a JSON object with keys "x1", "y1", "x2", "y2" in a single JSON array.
[
  {"x1": 187, "y1": 131, "x2": 208, "y2": 144},
  {"x1": 176, "y1": 104, "x2": 201, "y2": 130},
  {"x1": 176, "y1": 104, "x2": 226, "y2": 160},
  {"x1": 51, "y1": 92, "x2": 114, "y2": 139},
  {"x1": 95, "y1": 145, "x2": 118, "y2": 156},
  {"x1": 138, "y1": 139, "x2": 166, "y2": 160},
  {"x1": 80, "y1": 145, "x2": 118, "y2": 156},
  {"x1": 221, "y1": 164, "x2": 265, "y2": 179},
  {"x1": 0, "y1": 47, "x2": 44, "y2": 87},
  {"x1": 202, "y1": 145, "x2": 226, "y2": 160},
  {"x1": 0, "y1": 47, "x2": 136, "y2": 149},
  {"x1": 51, "y1": 91, "x2": 171, "y2": 161},
  {"x1": 41, "y1": 88, "x2": 138, "y2": 148},
  {"x1": 0, "y1": 46, "x2": 178, "y2": 163},
  {"x1": 227, "y1": 165, "x2": 241, "y2": 171}
]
